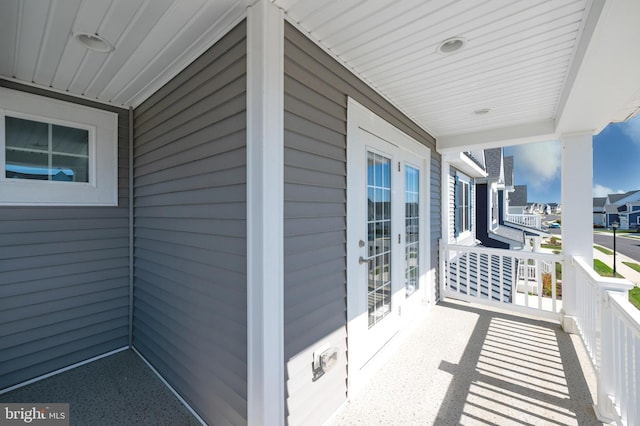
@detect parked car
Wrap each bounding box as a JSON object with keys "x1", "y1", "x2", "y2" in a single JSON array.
[{"x1": 549, "y1": 222, "x2": 561, "y2": 228}]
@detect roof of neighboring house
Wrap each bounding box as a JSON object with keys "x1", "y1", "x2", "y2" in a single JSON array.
[
  {"x1": 463, "y1": 151, "x2": 486, "y2": 171},
  {"x1": 605, "y1": 204, "x2": 621, "y2": 214},
  {"x1": 593, "y1": 197, "x2": 606, "y2": 209},
  {"x1": 608, "y1": 190, "x2": 640, "y2": 204},
  {"x1": 491, "y1": 225, "x2": 524, "y2": 245},
  {"x1": 504, "y1": 156, "x2": 514, "y2": 187},
  {"x1": 484, "y1": 148, "x2": 502, "y2": 179},
  {"x1": 509, "y1": 185, "x2": 528, "y2": 207}
]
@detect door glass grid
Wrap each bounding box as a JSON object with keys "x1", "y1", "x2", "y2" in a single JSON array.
[
  {"x1": 405, "y1": 166, "x2": 419, "y2": 297},
  {"x1": 367, "y1": 151, "x2": 391, "y2": 328}
]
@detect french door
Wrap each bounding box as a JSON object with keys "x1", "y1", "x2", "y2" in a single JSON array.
[{"x1": 347, "y1": 123, "x2": 429, "y2": 377}]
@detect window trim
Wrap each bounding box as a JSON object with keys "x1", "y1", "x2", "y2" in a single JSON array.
[
  {"x1": 454, "y1": 172, "x2": 472, "y2": 239},
  {"x1": 0, "y1": 88, "x2": 118, "y2": 206}
]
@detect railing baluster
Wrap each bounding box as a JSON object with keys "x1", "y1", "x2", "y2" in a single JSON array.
[
  {"x1": 537, "y1": 260, "x2": 542, "y2": 310},
  {"x1": 499, "y1": 255, "x2": 504, "y2": 303},
  {"x1": 616, "y1": 317, "x2": 623, "y2": 419},
  {"x1": 465, "y1": 251, "x2": 471, "y2": 296},
  {"x1": 623, "y1": 324, "x2": 638, "y2": 424},
  {"x1": 629, "y1": 334, "x2": 640, "y2": 425},
  {"x1": 477, "y1": 253, "x2": 481, "y2": 300},
  {"x1": 551, "y1": 261, "x2": 557, "y2": 313},
  {"x1": 488, "y1": 253, "x2": 493, "y2": 301}
]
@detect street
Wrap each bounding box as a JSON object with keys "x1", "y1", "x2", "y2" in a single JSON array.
[
  {"x1": 541, "y1": 214, "x2": 561, "y2": 235},
  {"x1": 593, "y1": 232, "x2": 640, "y2": 263},
  {"x1": 540, "y1": 214, "x2": 640, "y2": 262}
]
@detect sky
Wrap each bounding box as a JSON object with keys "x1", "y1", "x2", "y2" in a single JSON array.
[{"x1": 503, "y1": 114, "x2": 640, "y2": 204}]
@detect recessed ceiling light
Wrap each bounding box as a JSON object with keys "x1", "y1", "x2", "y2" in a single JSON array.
[
  {"x1": 74, "y1": 32, "x2": 114, "y2": 53},
  {"x1": 437, "y1": 37, "x2": 466, "y2": 55},
  {"x1": 474, "y1": 108, "x2": 492, "y2": 115}
]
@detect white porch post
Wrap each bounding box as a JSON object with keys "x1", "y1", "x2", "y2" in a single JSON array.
[
  {"x1": 440, "y1": 158, "x2": 450, "y2": 297},
  {"x1": 246, "y1": 1, "x2": 284, "y2": 425},
  {"x1": 560, "y1": 132, "x2": 593, "y2": 332}
]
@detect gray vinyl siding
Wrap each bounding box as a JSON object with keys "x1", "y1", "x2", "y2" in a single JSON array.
[
  {"x1": 0, "y1": 80, "x2": 130, "y2": 390},
  {"x1": 132, "y1": 21, "x2": 247, "y2": 426},
  {"x1": 448, "y1": 167, "x2": 457, "y2": 243},
  {"x1": 284, "y1": 23, "x2": 437, "y2": 426},
  {"x1": 431, "y1": 154, "x2": 441, "y2": 300}
]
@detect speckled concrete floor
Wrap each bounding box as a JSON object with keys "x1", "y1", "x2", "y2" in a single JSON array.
[
  {"x1": 328, "y1": 299, "x2": 603, "y2": 426},
  {"x1": 0, "y1": 349, "x2": 201, "y2": 426}
]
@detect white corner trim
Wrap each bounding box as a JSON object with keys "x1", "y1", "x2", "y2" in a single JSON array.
[
  {"x1": 246, "y1": 1, "x2": 285, "y2": 425},
  {"x1": 132, "y1": 348, "x2": 207, "y2": 426}
]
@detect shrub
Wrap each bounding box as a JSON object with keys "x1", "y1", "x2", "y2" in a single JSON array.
[{"x1": 542, "y1": 273, "x2": 562, "y2": 299}]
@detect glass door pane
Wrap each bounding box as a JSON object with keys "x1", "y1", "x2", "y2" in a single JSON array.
[
  {"x1": 367, "y1": 151, "x2": 391, "y2": 327},
  {"x1": 405, "y1": 165, "x2": 419, "y2": 296}
]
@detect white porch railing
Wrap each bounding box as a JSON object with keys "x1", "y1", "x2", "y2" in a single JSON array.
[
  {"x1": 440, "y1": 243, "x2": 640, "y2": 424},
  {"x1": 572, "y1": 256, "x2": 638, "y2": 425},
  {"x1": 440, "y1": 242, "x2": 563, "y2": 319},
  {"x1": 505, "y1": 213, "x2": 542, "y2": 229}
]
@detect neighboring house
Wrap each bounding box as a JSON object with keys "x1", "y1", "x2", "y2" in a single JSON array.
[
  {"x1": 475, "y1": 148, "x2": 525, "y2": 249},
  {"x1": 508, "y1": 185, "x2": 529, "y2": 214},
  {"x1": 443, "y1": 149, "x2": 516, "y2": 302},
  {"x1": 619, "y1": 201, "x2": 640, "y2": 229},
  {"x1": 442, "y1": 151, "x2": 486, "y2": 246},
  {"x1": 603, "y1": 190, "x2": 640, "y2": 228},
  {"x1": 0, "y1": 2, "x2": 639, "y2": 426},
  {"x1": 548, "y1": 203, "x2": 561, "y2": 214},
  {"x1": 593, "y1": 197, "x2": 606, "y2": 226},
  {"x1": 604, "y1": 204, "x2": 622, "y2": 228}
]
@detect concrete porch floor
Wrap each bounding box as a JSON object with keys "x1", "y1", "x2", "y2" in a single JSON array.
[
  {"x1": 1, "y1": 300, "x2": 603, "y2": 426},
  {"x1": 329, "y1": 299, "x2": 603, "y2": 426},
  {"x1": 0, "y1": 350, "x2": 200, "y2": 425}
]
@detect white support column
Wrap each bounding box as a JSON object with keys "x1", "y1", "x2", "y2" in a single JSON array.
[
  {"x1": 246, "y1": 1, "x2": 284, "y2": 425},
  {"x1": 440, "y1": 158, "x2": 450, "y2": 298},
  {"x1": 560, "y1": 132, "x2": 593, "y2": 332},
  {"x1": 441, "y1": 158, "x2": 450, "y2": 245}
]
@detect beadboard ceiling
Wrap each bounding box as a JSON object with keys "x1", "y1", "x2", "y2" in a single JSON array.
[
  {"x1": 0, "y1": 0, "x2": 245, "y2": 108},
  {"x1": 1, "y1": 0, "x2": 639, "y2": 148},
  {"x1": 276, "y1": 0, "x2": 588, "y2": 137}
]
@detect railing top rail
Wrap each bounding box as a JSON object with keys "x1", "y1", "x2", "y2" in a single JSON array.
[
  {"x1": 607, "y1": 292, "x2": 640, "y2": 337},
  {"x1": 442, "y1": 242, "x2": 563, "y2": 262},
  {"x1": 573, "y1": 255, "x2": 634, "y2": 291}
]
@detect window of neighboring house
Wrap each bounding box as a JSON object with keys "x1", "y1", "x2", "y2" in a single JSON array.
[
  {"x1": 0, "y1": 88, "x2": 117, "y2": 206},
  {"x1": 491, "y1": 189, "x2": 499, "y2": 224},
  {"x1": 455, "y1": 175, "x2": 472, "y2": 237},
  {"x1": 637, "y1": 216, "x2": 640, "y2": 225}
]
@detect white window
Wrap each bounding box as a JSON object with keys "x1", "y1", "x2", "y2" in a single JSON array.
[
  {"x1": 0, "y1": 88, "x2": 118, "y2": 206},
  {"x1": 456, "y1": 177, "x2": 471, "y2": 235},
  {"x1": 491, "y1": 189, "x2": 499, "y2": 224}
]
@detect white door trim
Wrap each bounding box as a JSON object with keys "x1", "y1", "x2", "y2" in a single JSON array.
[
  {"x1": 346, "y1": 98, "x2": 431, "y2": 396},
  {"x1": 246, "y1": 1, "x2": 284, "y2": 425}
]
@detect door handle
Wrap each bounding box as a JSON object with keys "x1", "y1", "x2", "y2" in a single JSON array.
[{"x1": 359, "y1": 255, "x2": 374, "y2": 265}]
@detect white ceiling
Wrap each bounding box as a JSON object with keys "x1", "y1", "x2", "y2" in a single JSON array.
[
  {"x1": 0, "y1": 0, "x2": 244, "y2": 108},
  {"x1": 275, "y1": 0, "x2": 588, "y2": 138},
  {"x1": 1, "y1": 0, "x2": 639, "y2": 150}
]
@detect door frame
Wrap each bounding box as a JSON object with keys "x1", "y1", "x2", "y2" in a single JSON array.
[{"x1": 346, "y1": 98, "x2": 431, "y2": 396}]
